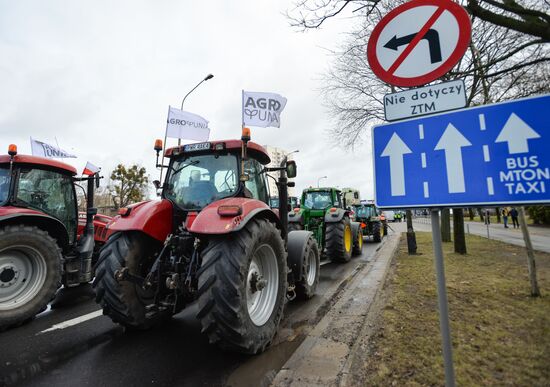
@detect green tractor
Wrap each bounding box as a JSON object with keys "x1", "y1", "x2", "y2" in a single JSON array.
[
  {"x1": 352, "y1": 202, "x2": 383, "y2": 243},
  {"x1": 288, "y1": 187, "x2": 362, "y2": 262}
]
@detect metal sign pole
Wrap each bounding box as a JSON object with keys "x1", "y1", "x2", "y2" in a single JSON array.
[{"x1": 430, "y1": 209, "x2": 456, "y2": 387}]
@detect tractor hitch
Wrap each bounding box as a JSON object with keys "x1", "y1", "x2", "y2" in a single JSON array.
[{"x1": 114, "y1": 267, "x2": 148, "y2": 288}]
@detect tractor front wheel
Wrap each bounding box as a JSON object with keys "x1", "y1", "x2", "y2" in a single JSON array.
[
  {"x1": 196, "y1": 218, "x2": 287, "y2": 354},
  {"x1": 93, "y1": 232, "x2": 168, "y2": 329},
  {"x1": 0, "y1": 226, "x2": 61, "y2": 331},
  {"x1": 326, "y1": 217, "x2": 353, "y2": 263}
]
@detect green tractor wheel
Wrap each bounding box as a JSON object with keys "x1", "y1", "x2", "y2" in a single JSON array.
[
  {"x1": 373, "y1": 222, "x2": 382, "y2": 243},
  {"x1": 326, "y1": 217, "x2": 353, "y2": 263}
]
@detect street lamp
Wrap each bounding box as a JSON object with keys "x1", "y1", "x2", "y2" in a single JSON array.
[
  {"x1": 177, "y1": 73, "x2": 214, "y2": 146},
  {"x1": 317, "y1": 176, "x2": 327, "y2": 187}
]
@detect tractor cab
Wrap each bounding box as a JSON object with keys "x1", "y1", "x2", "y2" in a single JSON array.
[
  {"x1": 0, "y1": 150, "x2": 79, "y2": 246},
  {"x1": 162, "y1": 140, "x2": 271, "y2": 211}
]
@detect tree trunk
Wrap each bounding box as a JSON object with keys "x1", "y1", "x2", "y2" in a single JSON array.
[
  {"x1": 453, "y1": 208, "x2": 467, "y2": 254},
  {"x1": 468, "y1": 208, "x2": 475, "y2": 221},
  {"x1": 441, "y1": 209, "x2": 452, "y2": 242},
  {"x1": 495, "y1": 207, "x2": 501, "y2": 223}
]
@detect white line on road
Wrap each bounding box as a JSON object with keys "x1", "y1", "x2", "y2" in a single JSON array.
[
  {"x1": 479, "y1": 114, "x2": 486, "y2": 130},
  {"x1": 37, "y1": 310, "x2": 103, "y2": 335}
]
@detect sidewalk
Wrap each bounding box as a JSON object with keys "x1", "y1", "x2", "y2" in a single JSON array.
[
  {"x1": 271, "y1": 225, "x2": 404, "y2": 386},
  {"x1": 413, "y1": 217, "x2": 550, "y2": 253}
]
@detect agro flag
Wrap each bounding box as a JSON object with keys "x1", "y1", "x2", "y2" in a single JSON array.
[
  {"x1": 30, "y1": 137, "x2": 76, "y2": 158},
  {"x1": 165, "y1": 106, "x2": 210, "y2": 141},
  {"x1": 242, "y1": 91, "x2": 287, "y2": 128},
  {"x1": 82, "y1": 162, "x2": 100, "y2": 176}
]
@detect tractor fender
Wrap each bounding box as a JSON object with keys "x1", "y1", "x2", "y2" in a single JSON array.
[
  {"x1": 287, "y1": 230, "x2": 314, "y2": 285},
  {"x1": 287, "y1": 210, "x2": 303, "y2": 224},
  {"x1": 188, "y1": 197, "x2": 281, "y2": 235},
  {"x1": 105, "y1": 199, "x2": 173, "y2": 242},
  {"x1": 0, "y1": 211, "x2": 70, "y2": 252},
  {"x1": 324, "y1": 208, "x2": 349, "y2": 223}
]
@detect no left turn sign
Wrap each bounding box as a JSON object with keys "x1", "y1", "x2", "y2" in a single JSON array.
[{"x1": 367, "y1": 0, "x2": 471, "y2": 87}]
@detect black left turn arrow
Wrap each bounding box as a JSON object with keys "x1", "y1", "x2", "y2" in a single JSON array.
[{"x1": 384, "y1": 28, "x2": 442, "y2": 64}]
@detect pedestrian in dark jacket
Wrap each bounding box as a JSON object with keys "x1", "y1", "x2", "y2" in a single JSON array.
[{"x1": 510, "y1": 208, "x2": 519, "y2": 228}]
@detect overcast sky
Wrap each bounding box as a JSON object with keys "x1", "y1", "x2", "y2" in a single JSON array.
[{"x1": 0, "y1": 0, "x2": 375, "y2": 199}]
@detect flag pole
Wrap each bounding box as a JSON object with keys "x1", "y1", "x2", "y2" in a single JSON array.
[{"x1": 159, "y1": 106, "x2": 171, "y2": 184}]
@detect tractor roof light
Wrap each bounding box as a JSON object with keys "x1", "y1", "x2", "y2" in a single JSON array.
[
  {"x1": 118, "y1": 207, "x2": 131, "y2": 217},
  {"x1": 329, "y1": 207, "x2": 337, "y2": 213},
  {"x1": 293, "y1": 208, "x2": 300, "y2": 212},
  {"x1": 154, "y1": 139, "x2": 163, "y2": 152},
  {"x1": 241, "y1": 127, "x2": 251, "y2": 142},
  {"x1": 8, "y1": 144, "x2": 17, "y2": 157},
  {"x1": 218, "y1": 205, "x2": 242, "y2": 217}
]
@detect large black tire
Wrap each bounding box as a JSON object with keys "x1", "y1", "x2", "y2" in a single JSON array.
[
  {"x1": 292, "y1": 233, "x2": 320, "y2": 300},
  {"x1": 288, "y1": 223, "x2": 303, "y2": 232},
  {"x1": 93, "y1": 232, "x2": 167, "y2": 329},
  {"x1": 351, "y1": 223, "x2": 363, "y2": 256},
  {"x1": 373, "y1": 222, "x2": 382, "y2": 243},
  {"x1": 196, "y1": 218, "x2": 287, "y2": 354},
  {"x1": 326, "y1": 217, "x2": 353, "y2": 263},
  {"x1": 0, "y1": 225, "x2": 62, "y2": 331}
]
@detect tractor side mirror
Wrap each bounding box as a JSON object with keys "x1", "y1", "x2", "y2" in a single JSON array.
[
  {"x1": 286, "y1": 160, "x2": 297, "y2": 178},
  {"x1": 153, "y1": 180, "x2": 161, "y2": 190}
]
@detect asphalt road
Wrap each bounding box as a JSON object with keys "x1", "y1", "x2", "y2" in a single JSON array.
[{"x1": 0, "y1": 237, "x2": 388, "y2": 387}]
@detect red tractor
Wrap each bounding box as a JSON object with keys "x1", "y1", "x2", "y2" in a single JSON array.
[
  {"x1": 0, "y1": 145, "x2": 109, "y2": 330},
  {"x1": 93, "y1": 130, "x2": 320, "y2": 354}
]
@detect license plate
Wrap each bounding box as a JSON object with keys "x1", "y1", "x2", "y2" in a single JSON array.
[{"x1": 183, "y1": 143, "x2": 211, "y2": 152}]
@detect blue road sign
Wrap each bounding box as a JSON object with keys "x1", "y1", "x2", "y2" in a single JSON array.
[{"x1": 372, "y1": 94, "x2": 550, "y2": 208}]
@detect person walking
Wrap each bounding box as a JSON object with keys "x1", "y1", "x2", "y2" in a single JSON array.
[
  {"x1": 510, "y1": 207, "x2": 519, "y2": 228},
  {"x1": 502, "y1": 207, "x2": 509, "y2": 228}
]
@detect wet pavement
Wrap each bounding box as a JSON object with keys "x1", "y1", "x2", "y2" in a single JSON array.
[{"x1": 0, "y1": 237, "x2": 388, "y2": 387}]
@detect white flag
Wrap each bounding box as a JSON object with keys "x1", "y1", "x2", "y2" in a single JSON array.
[
  {"x1": 30, "y1": 138, "x2": 76, "y2": 158},
  {"x1": 165, "y1": 106, "x2": 210, "y2": 141},
  {"x1": 242, "y1": 91, "x2": 287, "y2": 128}
]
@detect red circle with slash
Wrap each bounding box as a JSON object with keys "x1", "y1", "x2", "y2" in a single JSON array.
[{"x1": 367, "y1": 0, "x2": 471, "y2": 87}]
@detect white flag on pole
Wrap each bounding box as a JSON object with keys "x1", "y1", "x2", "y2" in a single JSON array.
[
  {"x1": 242, "y1": 91, "x2": 287, "y2": 128},
  {"x1": 165, "y1": 106, "x2": 210, "y2": 141},
  {"x1": 30, "y1": 138, "x2": 77, "y2": 158}
]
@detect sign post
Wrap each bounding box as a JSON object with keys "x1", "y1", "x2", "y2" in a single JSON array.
[{"x1": 430, "y1": 209, "x2": 455, "y2": 387}]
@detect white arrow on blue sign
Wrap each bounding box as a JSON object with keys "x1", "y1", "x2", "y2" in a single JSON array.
[{"x1": 372, "y1": 94, "x2": 550, "y2": 208}]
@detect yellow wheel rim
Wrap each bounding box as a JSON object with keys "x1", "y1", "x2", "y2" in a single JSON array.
[
  {"x1": 358, "y1": 232, "x2": 363, "y2": 249},
  {"x1": 344, "y1": 225, "x2": 352, "y2": 252}
]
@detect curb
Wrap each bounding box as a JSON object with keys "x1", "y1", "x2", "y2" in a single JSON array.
[{"x1": 271, "y1": 231, "x2": 402, "y2": 386}]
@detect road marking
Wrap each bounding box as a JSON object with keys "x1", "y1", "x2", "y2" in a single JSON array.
[
  {"x1": 419, "y1": 124, "x2": 425, "y2": 139},
  {"x1": 37, "y1": 310, "x2": 103, "y2": 335},
  {"x1": 479, "y1": 114, "x2": 486, "y2": 130},
  {"x1": 483, "y1": 145, "x2": 490, "y2": 162},
  {"x1": 487, "y1": 177, "x2": 494, "y2": 195}
]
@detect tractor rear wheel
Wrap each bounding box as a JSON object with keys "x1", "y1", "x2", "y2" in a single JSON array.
[
  {"x1": 352, "y1": 224, "x2": 363, "y2": 256},
  {"x1": 291, "y1": 233, "x2": 320, "y2": 300},
  {"x1": 373, "y1": 222, "x2": 382, "y2": 243},
  {"x1": 0, "y1": 225, "x2": 61, "y2": 331},
  {"x1": 93, "y1": 232, "x2": 168, "y2": 329},
  {"x1": 196, "y1": 218, "x2": 287, "y2": 354},
  {"x1": 326, "y1": 217, "x2": 353, "y2": 263}
]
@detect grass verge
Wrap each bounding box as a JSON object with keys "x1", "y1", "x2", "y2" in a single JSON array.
[{"x1": 363, "y1": 232, "x2": 550, "y2": 386}]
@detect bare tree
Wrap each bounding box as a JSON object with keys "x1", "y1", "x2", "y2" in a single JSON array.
[{"x1": 287, "y1": 0, "x2": 550, "y2": 41}]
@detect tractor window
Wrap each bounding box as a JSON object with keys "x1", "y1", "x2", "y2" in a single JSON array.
[
  {"x1": 0, "y1": 167, "x2": 9, "y2": 204},
  {"x1": 165, "y1": 154, "x2": 238, "y2": 209},
  {"x1": 16, "y1": 168, "x2": 77, "y2": 243},
  {"x1": 244, "y1": 159, "x2": 269, "y2": 203},
  {"x1": 303, "y1": 191, "x2": 332, "y2": 210}
]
